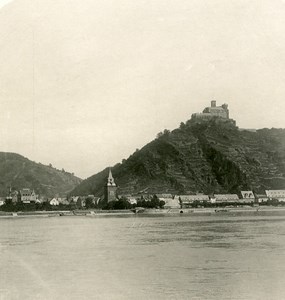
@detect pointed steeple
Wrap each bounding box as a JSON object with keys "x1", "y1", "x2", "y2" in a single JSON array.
[{"x1": 107, "y1": 168, "x2": 116, "y2": 186}]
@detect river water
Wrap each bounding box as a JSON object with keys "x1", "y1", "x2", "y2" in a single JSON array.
[{"x1": 0, "y1": 214, "x2": 284, "y2": 300}]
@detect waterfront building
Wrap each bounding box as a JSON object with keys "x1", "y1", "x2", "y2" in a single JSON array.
[
  {"x1": 70, "y1": 196, "x2": 79, "y2": 203},
  {"x1": 76, "y1": 197, "x2": 86, "y2": 208},
  {"x1": 240, "y1": 191, "x2": 255, "y2": 203},
  {"x1": 12, "y1": 191, "x2": 19, "y2": 203},
  {"x1": 20, "y1": 188, "x2": 38, "y2": 203},
  {"x1": 58, "y1": 198, "x2": 69, "y2": 205},
  {"x1": 174, "y1": 194, "x2": 209, "y2": 208},
  {"x1": 126, "y1": 197, "x2": 137, "y2": 205},
  {"x1": 214, "y1": 194, "x2": 239, "y2": 203},
  {"x1": 256, "y1": 194, "x2": 269, "y2": 203},
  {"x1": 241, "y1": 191, "x2": 254, "y2": 199},
  {"x1": 265, "y1": 190, "x2": 285, "y2": 202},
  {"x1": 49, "y1": 198, "x2": 60, "y2": 206},
  {"x1": 105, "y1": 168, "x2": 118, "y2": 202},
  {"x1": 156, "y1": 194, "x2": 180, "y2": 209}
]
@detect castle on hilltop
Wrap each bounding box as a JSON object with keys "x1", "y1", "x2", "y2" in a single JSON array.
[{"x1": 191, "y1": 100, "x2": 236, "y2": 125}]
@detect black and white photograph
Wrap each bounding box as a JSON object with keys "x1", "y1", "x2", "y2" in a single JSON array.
[{"x1": 0, "y1": 0, "x2": 285, "y2": 299}]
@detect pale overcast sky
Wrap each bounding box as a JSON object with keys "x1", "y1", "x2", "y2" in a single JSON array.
[{"x1": 0, "y1": 0, "x2": 285, "y2": 178}]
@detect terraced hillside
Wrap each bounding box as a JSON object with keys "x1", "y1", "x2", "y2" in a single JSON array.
[{"x1": 71, "y1": 118, "x2": 285, "y2": 197}]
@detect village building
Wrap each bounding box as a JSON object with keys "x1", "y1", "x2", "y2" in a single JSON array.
[
  {"x1": 240, "y1": 191, "x2": 255, "y2": 203},
  {"x1": 121, "y1": 195, "x2": 141, "y2": 205},
  {"x1": 77, "y1": 197, "x2": 86, "y2": 208},
  {"x1": 5, "y1": 187, "x2": 13, "y2": 203},
  {"x1": 20, "y1": 188, "x2": 38, "y2": 203},
  {"x1": 0, "y1": 197, "x2": 5, "y2": 206},
  {"x1": 127, "y1": 197, "x2": 138, "y2": 205},
  {"x1": 174, "y1": 194, "x2": 209, "y2": 208},
  {"x1": 241, "y1": 191, "x2": 254, "y2": 199},
  {"x1": 256, "y1": 194, "x2": 269, "y2": 203},
  {"x1": 58, "y1": 198, "x2": 69, "y2": 205},
  {"x1": 12, "y1": 192, "x2": 19, "y2": 203},
  {"x1": 71, "y1": 196, "x2": 79, "y2": 203},
  {"x1": 85, "y1": 195, "x2": 100, "y2": 206},
  {"x1": 265, "y1": 190, "x2": 285, "y2": 202},
  {"x1": 105, "y1": 168, "x2": 118, "y2": 202},
  {"x1": 93, "y1": 197, "x2": 101, "y2": 206},
  {"x1": 140, "y1": 194, "x2": 153, "y2": 202},
  {"x1": 214, "y1": 194, "x2": 239, "y2": 203},
  {"x1": 156, "y1": 194, "x2": 180, "y2": 209},
  {"x1": 49, "y1": 198, "x2": 60, "y2": 206}
]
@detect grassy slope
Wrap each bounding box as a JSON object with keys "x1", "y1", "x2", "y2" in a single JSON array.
[{"x1": 0, "y1": 152, "x2": 82, "y2": 197}]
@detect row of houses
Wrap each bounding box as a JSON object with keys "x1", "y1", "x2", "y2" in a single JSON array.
[
  {"x1": 0, "y1": 188, "x2": 101, "y2": 207},
  {"x1": 123, "y1": 190, "x2": 285, "y2": 208},
  {"x1": 0, "y1": 188, "x2": 70, "y2": 206},
  {"x1": 2, "y1": 188, "x2": 38, "y2": 205},
  {"x1": 71, "y1": 189, "x2": 285, "y2": 209},
  {"x1": 2, "y1": 187, "x2": 285, "y2": 209}
]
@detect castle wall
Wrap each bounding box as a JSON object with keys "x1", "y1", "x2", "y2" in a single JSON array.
[{"x1": 191, "y1": 101, "x2": 233, "y2": 123}]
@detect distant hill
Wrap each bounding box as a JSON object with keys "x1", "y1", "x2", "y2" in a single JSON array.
[
  {"x1": 70, "y1": 118, "x2": 285, "y2": 197},
  {"x1": 0, "y1": 152, "x2": 82, "y2": 197}
]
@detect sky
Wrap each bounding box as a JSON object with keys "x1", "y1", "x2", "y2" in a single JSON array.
[{"x1": 0, "y1": 0, "x2": 285, "y2": 179}]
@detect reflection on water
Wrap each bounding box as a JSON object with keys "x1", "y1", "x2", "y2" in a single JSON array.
[{"x1": 0, "y1": 214, "x2": 285, "y2": 299}]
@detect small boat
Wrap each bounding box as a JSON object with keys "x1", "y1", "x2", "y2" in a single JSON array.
[{"x1": 215, "y1": 209, "x2": 228, "y2": 213}]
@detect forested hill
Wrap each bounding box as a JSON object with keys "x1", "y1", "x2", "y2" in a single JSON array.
[
  {"x1": 0, "y1": 152, "x2": 82, "y2": 197},
  {"x1": 71, "y1": 118, "x2": 285, "y2": 197}
]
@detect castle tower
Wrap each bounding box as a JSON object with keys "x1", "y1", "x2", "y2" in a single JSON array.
[
  {"x1": 221, "y1": 103, "x2": 229, "y2": 118},
  {"x1": 105, "y1": 168, "x2": 117, "y2": 202},
  {"x1": 211, "y1": 100, "x2": 216, "y2": 107}
]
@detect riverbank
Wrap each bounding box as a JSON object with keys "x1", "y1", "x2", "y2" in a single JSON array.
[{"x1": 1, "y1": 206, "x2": 285, "y2": 218}]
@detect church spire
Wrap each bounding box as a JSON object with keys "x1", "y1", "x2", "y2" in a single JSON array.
[{"x1": 107, "y1": 168, "x2": 116, "y2": 186}]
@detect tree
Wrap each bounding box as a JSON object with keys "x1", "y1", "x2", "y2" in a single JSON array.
[
  {"x1": 85, "y1": 197, "x2": 95, "y2": 209},
  {"x1": 156, "y1": 132, "x2": 163, "y2": 139}
]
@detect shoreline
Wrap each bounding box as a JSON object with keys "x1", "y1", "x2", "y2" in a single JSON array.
[{"x1": 0, "y1": 206, "x2": 285, "y2": 218}]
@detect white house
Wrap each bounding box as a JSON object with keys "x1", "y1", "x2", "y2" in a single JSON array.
[
  {"x1": 265, "y1": 190, "x2": 285, "y2": 202},
  {"x1": 49, "y1": 198, "x2": 60, "y2": 206}
]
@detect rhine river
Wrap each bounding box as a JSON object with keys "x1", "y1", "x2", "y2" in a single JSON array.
[{"x1": 0, "y1": 213, "x2": 285, "y2": 299}]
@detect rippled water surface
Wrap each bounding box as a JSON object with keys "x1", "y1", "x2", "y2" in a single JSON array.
[{"x1": 0, "y1": 214, "x2": 285, "y2": 299}]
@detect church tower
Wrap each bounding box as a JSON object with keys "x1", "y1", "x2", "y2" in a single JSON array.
[{"x1": 105, "y1": 168, "x2": 117, "y2": 202}]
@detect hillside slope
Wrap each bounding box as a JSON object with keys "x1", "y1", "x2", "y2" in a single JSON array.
[
  {"x1": 71, "y1": 119, "x2": 285, "y2": 197},
  {"x1": 0, "y1": 152, "x2": 82, "y2": 197}
]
